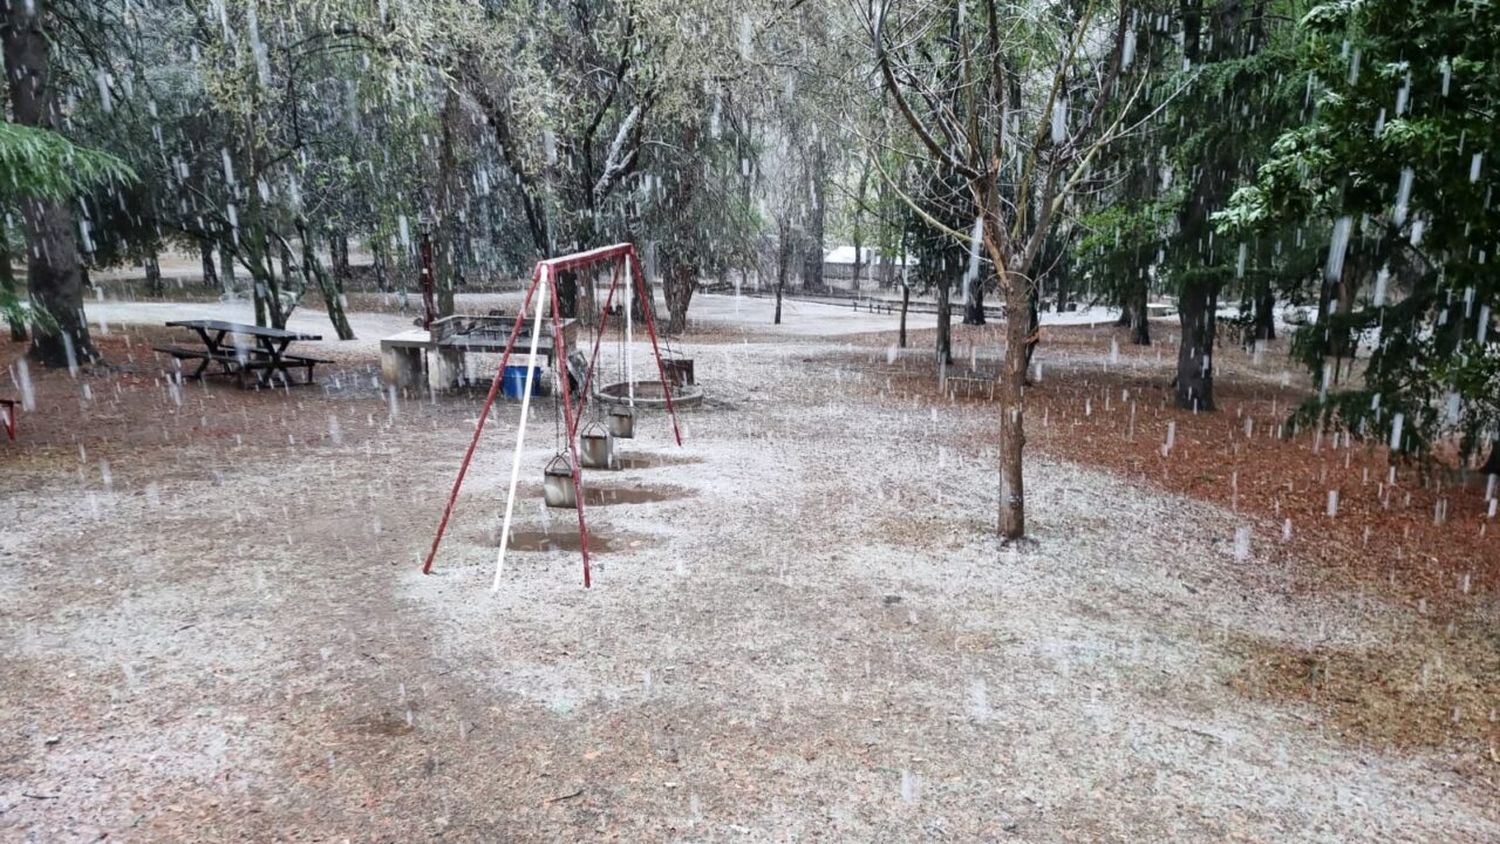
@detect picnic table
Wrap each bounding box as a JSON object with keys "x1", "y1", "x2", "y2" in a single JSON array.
[{"x1": 155, "y1": 320, "x2": 329, "y2": 388}]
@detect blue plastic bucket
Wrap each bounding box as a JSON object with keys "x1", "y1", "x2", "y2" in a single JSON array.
[{"x1": 501, "y1": 364, "x2": 543, "y2": 399}]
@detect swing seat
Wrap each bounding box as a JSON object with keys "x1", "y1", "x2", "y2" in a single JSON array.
[
  {"x1": 543, "y1": 453, "x2": 577, "y2": 508},
  {"x1": 607, "y1": 405, "x2": 635, "y2": 439},
  {"x1": 579, "y1": 421, "x2": 616, "y2": 470}
]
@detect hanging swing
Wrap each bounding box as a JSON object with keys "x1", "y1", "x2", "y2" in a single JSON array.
[
  {"x1": 608, "y1": 286, "x2": 636, "y2": 437},
  {"x1": 542, "y1": 367, "x2": 577, "y2": 507},
  {"x1": 579, "y1": 419, "x2": 615, "y2": 469},
  {"x1": 658, "y1": 319, "x2": 693, "y2": 387},
  {"x1": 542, "y1": 452, "x2": 576, "y2": 508}
]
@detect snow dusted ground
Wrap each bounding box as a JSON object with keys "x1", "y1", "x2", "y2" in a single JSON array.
[
  {"x1": 87, "y1": 292, "x2": 1133, "y2": 349},
  {"x1": 1, "y1": 301, "x2": 1495, "y2": 840},
  {"x1": 87, "y1": 299, "x2": 419, "y2": 358}
]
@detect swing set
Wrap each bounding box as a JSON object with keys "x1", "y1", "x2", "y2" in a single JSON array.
[{"x1": 420, "y1": 242, "x2": 684, "y2": 589}]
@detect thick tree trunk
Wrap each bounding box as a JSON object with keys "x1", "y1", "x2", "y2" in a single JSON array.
[
  {"x1": 556, "y1": 269, "x2": 581, "y2": 321},
  {"x1": 219, "y1": 241, "x2": 237, "y2": 298},
  {"x1": 1131, "y1": 305, "x2": 1151, "y2": 346},
  {"x1": 1117, "y1": 306, "x2": 1132, "y2": 327},
  {"x1": 1254, "y1": 282, "x2": 1276, "y2": 341},
  {"x1": 1483, "y1": 441, "x2": 1500, "y2": 476},
  {"x1": 199, "y1": 240, "x2": 218, "y2": 290},
  {"x1": 1131, "y1": 277, "x2": 1151, "y2": 345},
  {"x1": 630, "y1": 255, "x2": 657, "y2": 326},
  {"x1": 664, "y1": 260, "x2": 695, "y2": 334},
  {"x1": 1172, "y1": 0, "x2": 1220, "y2": 408},
  {"x1": 802, "y1": 148, "x2": 827, "y2": 292},
  {"x1": 1, "y1": 220, "x2": 26, "y2": 341},
  {"x1": 1175, "y1": 283, "x2": 1217, "y2": 410},
  {"x1": 963, "y1": 275, "x2": 987, "y2": 325},
  {"x1": 3, "y1": 1, "x2": 94, "y2": 367},
  {"x1": 1053, "y1": 265, "x2": 1070, "y2": 313}
]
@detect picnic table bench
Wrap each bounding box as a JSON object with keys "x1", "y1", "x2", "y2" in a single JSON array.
[{"x1": 155, "y1": 320, "x2": 329, "y2": 388}]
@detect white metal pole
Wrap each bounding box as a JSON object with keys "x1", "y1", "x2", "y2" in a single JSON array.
[
  {"x1": 625, "y1": 256, "x2": 635, "y2": 407},
  {"x1": 493, "y1": 266, "x2": 551, "y2": 591}
]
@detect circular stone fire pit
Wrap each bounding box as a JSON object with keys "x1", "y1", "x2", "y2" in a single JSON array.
[{"x1": 596, "y1": 379, "x2": 704, "y2": 408}]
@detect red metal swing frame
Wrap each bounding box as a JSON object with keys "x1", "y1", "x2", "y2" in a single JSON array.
[{"x1": 420, "y1": 242, "x2": 682, "y2": 587}]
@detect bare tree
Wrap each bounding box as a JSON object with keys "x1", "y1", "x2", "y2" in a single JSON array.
[{"x1": 871, "y1": 0, "x2": 1141, "y2": 540}]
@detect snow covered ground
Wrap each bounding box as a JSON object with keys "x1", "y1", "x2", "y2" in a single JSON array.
[
  {"x1": 1, "y1": 301, "x2": 1495, "y2": 839},
  {"x1": 87, "y1": 292, "x2": 1133, "y2": 347}
]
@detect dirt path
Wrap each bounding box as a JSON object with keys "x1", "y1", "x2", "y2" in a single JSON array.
[{"x1": 1, "y1": 320, "x2": 1496, "y2": 841}]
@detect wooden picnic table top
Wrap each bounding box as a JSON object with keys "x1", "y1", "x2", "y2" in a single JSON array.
[{"x1": 165, "y1": 319, "x2": 322, "y2": 342}]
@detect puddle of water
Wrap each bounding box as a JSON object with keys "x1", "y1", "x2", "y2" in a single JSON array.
[
  {"x1": 476, "y1": 527, "x2": 649, "y2": 554},
  {"x1": 504, "y1": 529, "x2": 606, "y2": 552},
  {"x1": 517, "y1": 483, "x2": 691, "y2": 506},
  {"x1": 613, "y1": 452, "x2": 704, "y2": 470}
]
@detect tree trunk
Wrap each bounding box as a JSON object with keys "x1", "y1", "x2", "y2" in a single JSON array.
[
  {"x1": 632, "y1": 266, "x2": 658, "y2": 326},
  {"x1": 1330, "y1": 256, "x2": 1359, "y2": 384},
  {"x1": 1483, "y1": 440, "x2": 1500, "y2": 476},
  {"x1": 1117, "y1": 305, "x2": 1132, "y2": 327},
  {"x1": 899, "y1": 283, "x2": 909, "y2": 349},
  {"x1": 331, "y1": 231, "x2": 351, "y2": 289},
  {"x1": 936, "y1": 279, "x2": 953, "y2": 365},
  {"x1": 664, "y1": 259, "x2": 695, "y2": 334},
  {"x1": 963, "y1": 275, "x2": 986, "y2": 325},
  {"x1": 144, "y1": 248, "x2": 162, "y2": 296},
  {"x1": 775, "y1": 222, "x2": 792, "y2": 325},
  {"x1": 802, "y1": 147, "x2": 827, "y2": 292},
  {"x1": 371, "y1": 237, "x2": 390, "y2": 292},
  {"x1": 298, "y1": 221, "x2": 354, "y2": 340},
  {"x1": 3, "y1": 1, "x2": 95, "y2": 367},
  {"x1": 556, "y1": 269, "x2": 580, "y2": 320},
  {"x1": 1172, "y1": 0, "x2": 1219, "y2": 408},
  {"x1": 219, "y1": 241, "x2": 237, "y2": 298},
  {"x1": 1131, "y1": 276, "x2": 1151, "y2": 345},
  {"x1": 199, "y1": 240, "x2": 218, "y2": 290},
  {"x1": 1, "y1": 219, "x2": 27, "y2": 341},
  {"x1": 998, "y1": 268, "x2": 1028, "y2": 541},
  {"x1": 280, "y1": 241, "x2": 297, "y2": 294},
  {"x1": 1131, "y1": 303, "x2": 1151, "y2": 345},
  {"x1": 1175, "y1": 282, "x2": 1217, "y2": 410},
  {"x1": 1254, "y1": 281, "x2": 1276, "y2": 341},
  {"x1": 252, "y1": 268, "x2": 268, "y2": 327},
  {"x1": 247, "y1": 230, "x2": 284, "y2": 328},
  {"x1": 1023, "y1": 279, "x2": 1041, "y2": 373},
  {"x1": 435, "y1": 86, "x2": 462, "y2": 319},
  {"x1": 851, "y1": 160, "x2": 869, "y2": 292}
]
